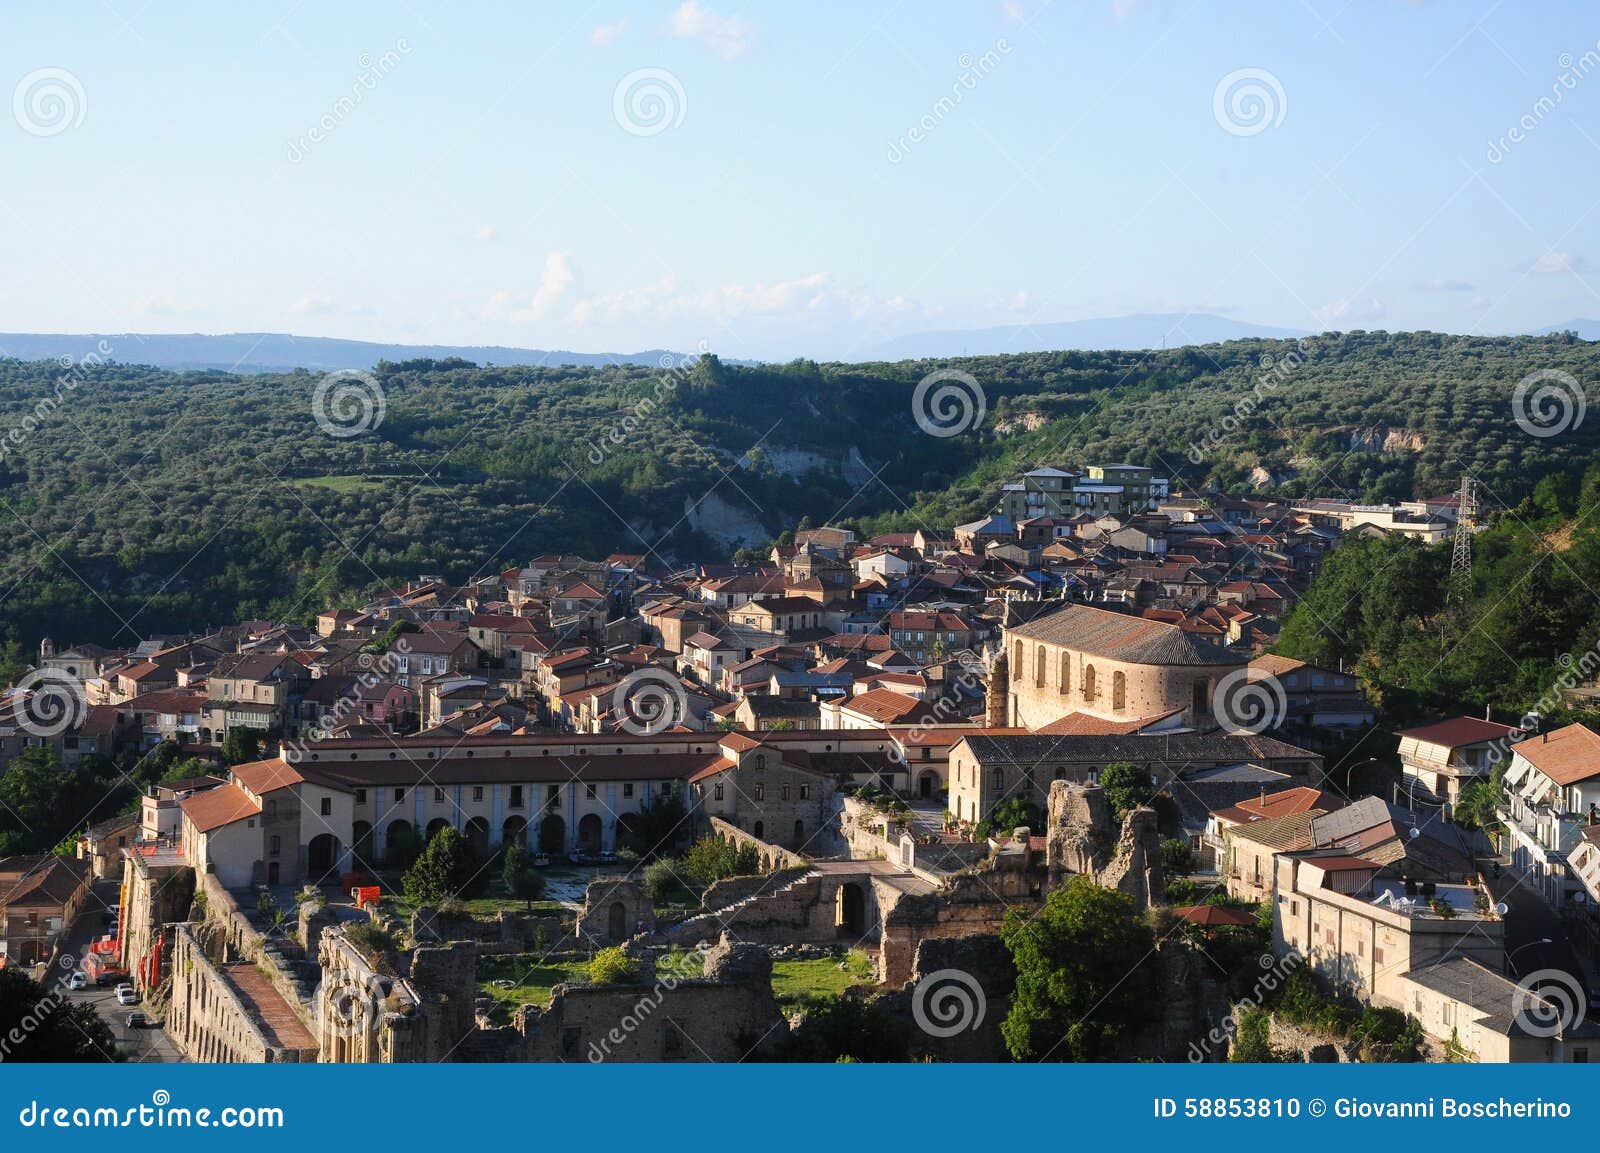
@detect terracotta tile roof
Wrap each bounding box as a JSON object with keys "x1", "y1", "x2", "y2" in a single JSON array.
[
  {"x1": 1211, "y1": 785, "x2": 1343, "y2": 825},
  {"x1": 1250, "y1": 653, "x2": 1307, "y2": 676},
  {"x1": 1009, "y1": 604, "x2": 1244, "y2": 666},
  {"x1": 1513, "y1": 722, "x2": 1600, "y2": 786},
  {"x1": 840, "y1": 688, "x2": 938, "y2": 724},
  {"x1": 1033, "y1": 710, "x2": 1179, "y2": 737},
  {"x1": 230, "y1": 758, "x2": 304, "y2": 796},
  {"x1": 1395, "y1": 716, "x2": 1517, "y2": 749},
  {"x1": 180, "y1": 783, "x2": 261, "y2": 832}
]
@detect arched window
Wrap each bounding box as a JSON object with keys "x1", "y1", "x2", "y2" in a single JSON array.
[
  {"x1": 1082, "y1": 663, "x2": 1097, "y2": 701},
  {"x1": 1112, "y1": 671, "x2": 1127, "y2": 712},
  {"x1": 1058, "y1": 651, "x2": 1071, "y2": 694},
  {"x1": 1013, "y1": 640, "x2": 1022, "y2": 669},
  {"x1": 1034, "y1": 645, "x2": 1046, "y2": 688}
]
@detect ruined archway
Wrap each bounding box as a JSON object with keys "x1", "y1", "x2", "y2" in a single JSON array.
[{"x1": 836, "y1": 881, "x2": 865, "y2": 937}]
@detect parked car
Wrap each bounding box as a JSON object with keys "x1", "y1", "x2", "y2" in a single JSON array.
[
  {"x1": 94, "y1": 968, "x2": 129, "y2": 987},
  {"x1": 124, "y1": 1011, "x2": 151, "y2": 1029},
  {"x1": 66, "y1": 971, "x2": 87, "y2": 991},
  {"x1": 114, "y1": 984, "x2": 138, "y2": 1006}
]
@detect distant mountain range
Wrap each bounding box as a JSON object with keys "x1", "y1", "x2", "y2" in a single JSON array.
[
  {"x1": 2, "y1": 315, "x2": 1596, "y2": 374},
  {"x1": 0, "y1": 332, "x2": 707, "y2": 374},
  {"x1": 1535, "y1": 319, "x2": 1600, "y2": 340},
  {"x1": 857, "y1": 313, "x2": 1312, "y2": 360}
]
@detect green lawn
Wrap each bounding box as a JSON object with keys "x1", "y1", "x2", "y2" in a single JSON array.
[
  {"x1": 770, "y1": 951, "x2": 876, "y2": 1007},
  {"x1": 476, "y1": 955, "x2": 590, "y2": 1022}
]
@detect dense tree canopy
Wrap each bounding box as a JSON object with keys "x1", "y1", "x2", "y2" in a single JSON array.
[{"x1": 0, "y1": 330, "x2": 1595, "y2": 655}]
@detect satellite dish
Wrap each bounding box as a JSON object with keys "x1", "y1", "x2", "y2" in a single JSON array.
[
  {"x1": 1495, "y1": 902, "x2": 1510, "y2": 917},
  {"x1": 1409, "y1": 826, "x2": 1421, "y2": 840},
  {"x1": 1573, "y1": 892, "x2": 1587, "y2": 905}
]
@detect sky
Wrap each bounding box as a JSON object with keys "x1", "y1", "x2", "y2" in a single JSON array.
[{"x1": 3, "y1": 1, "x2": 1600, "y2": 360}]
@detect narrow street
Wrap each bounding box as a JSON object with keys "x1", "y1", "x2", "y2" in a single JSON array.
[
  {"x1": 1482, "y1": 862, "x2": 1597, "y2": 1022},
  {"x1": 56, "y1": 878, "x2": 182, "y2": 1063}
]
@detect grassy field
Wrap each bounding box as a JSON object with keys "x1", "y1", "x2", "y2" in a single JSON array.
[
  {"x1": 476, "y1": 955, "x2": 590, "y2": 1022},
  {"x1": 769, "y1": 951, "x2": 876, "y2": 1008}
]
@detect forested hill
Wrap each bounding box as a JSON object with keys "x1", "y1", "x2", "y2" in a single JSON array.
[{"x1": 0, "y1": 329, "x2": 1596, "y2": 661}]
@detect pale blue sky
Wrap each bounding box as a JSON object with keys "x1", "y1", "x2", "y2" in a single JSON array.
[{"x1": 3, "y1": 1, "x2": 1600, "y2": 359}]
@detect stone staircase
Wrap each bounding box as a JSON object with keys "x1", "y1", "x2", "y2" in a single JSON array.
[{"x1": 656, "y1": 870, "x2": 823, "y2": 946}]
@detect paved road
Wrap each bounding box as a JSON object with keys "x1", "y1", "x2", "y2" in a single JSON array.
[
  {"x1": 56, "y1": 878, "x2": 182, "y2": 1063},
  {"x1": 1483, "y1": 861, "x2": 1597, "y2": 1023}
]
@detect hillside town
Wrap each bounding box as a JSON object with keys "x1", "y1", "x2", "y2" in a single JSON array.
[{"x1": 2, "y1": 463, "x2": 1596, "y2": 1064}]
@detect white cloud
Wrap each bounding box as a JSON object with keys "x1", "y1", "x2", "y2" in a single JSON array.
[
  {"x1": 1316, "y1": 296, "x2": 1386, "y2": 326},
  {"x1": 1530, "y1": 251, "x2": 1585, "y2": 275},
  {"x1": 472, "y1": 224, "x2": 496, "y2": 243},
  {"x1": 560, "y1": 270, "x2": 923, "y2": 330},
  {"x1": 531, "y1": 251, "x2": 576, "y2": 318},
  {"x1": 590, "y1": 20, "x2": 627, "y2": 47},
  {"x1": 482, "y1": 252, "x2": 579, "y2": 326},
  {"x1": 1007, "y1": 290, "x2": 1031, "y2": 312},
  {"x1": 667, "y1": 2, "x2": 752, "y2": 60}
]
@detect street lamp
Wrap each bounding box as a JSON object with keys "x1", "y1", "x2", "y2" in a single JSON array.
[{"x1": 1507, "y1": 937, "x2": 1553, "y2": 977}]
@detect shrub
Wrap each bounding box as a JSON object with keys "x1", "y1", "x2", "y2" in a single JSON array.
[{"x1": 587, "y1": 947, "x2": 635, "y2": 985}]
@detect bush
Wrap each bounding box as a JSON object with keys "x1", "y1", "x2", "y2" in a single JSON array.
[
  {"x1": 1160, "y1": 837, "x2": 1193, "y2": 876},
  {"x1": 682, "y1": 836, "x2": 761, "y2": 887},
  {"x1": 587, "y1": 947, "x2": 635, "y2": 984},
  {"x1": 642, "y1": 857, "x2": 685, "y2": 903}
]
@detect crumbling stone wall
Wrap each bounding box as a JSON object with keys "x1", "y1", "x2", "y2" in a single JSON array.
[
  {"x1": 1045, "y1": 781, "x2": 1164, "y2": 911},
  {"x1": 577, "y1": 877, "x2": 654, "y2": 946},
  {"x1": 165, "y1": 922, "x2": 317, "y2": 1063},
  {"x1": 516, "y1": 933, "x2": 786, "y2": 1061},
  {"x1": 878, "y1": 933, "x2": 1015, "y2": 1062},
  {"x1": 1097, "y1": 807, "x2": 1165, "y2": 912},
  {"x1": 1045, "y1": 781, "x2": 1115, "y2": 876}
]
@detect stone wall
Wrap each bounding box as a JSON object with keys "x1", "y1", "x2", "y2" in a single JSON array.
[
  {"x1": 708, "y1": 817, "x2": 807, "y2": 871},
  {"x1": 119, "y1": 851, "x2": 194, "y2": 992},
  {"x1": 577, "y1": 878, "x2": 654, "y2": 947},
  {"x1": 165, "y1": 923, "x2": 316, "y2": 1063},
  {"x1": 516, "y1": 934, "x2": 786, "y2": 1061}
]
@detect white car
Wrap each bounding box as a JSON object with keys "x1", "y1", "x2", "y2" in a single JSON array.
[
  {"x1": 114, "y1": 983, "x2": 138, "y2": 1006},
  {"x1": 66, "y1": 971, "x2": 87, "y2": 991}
]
